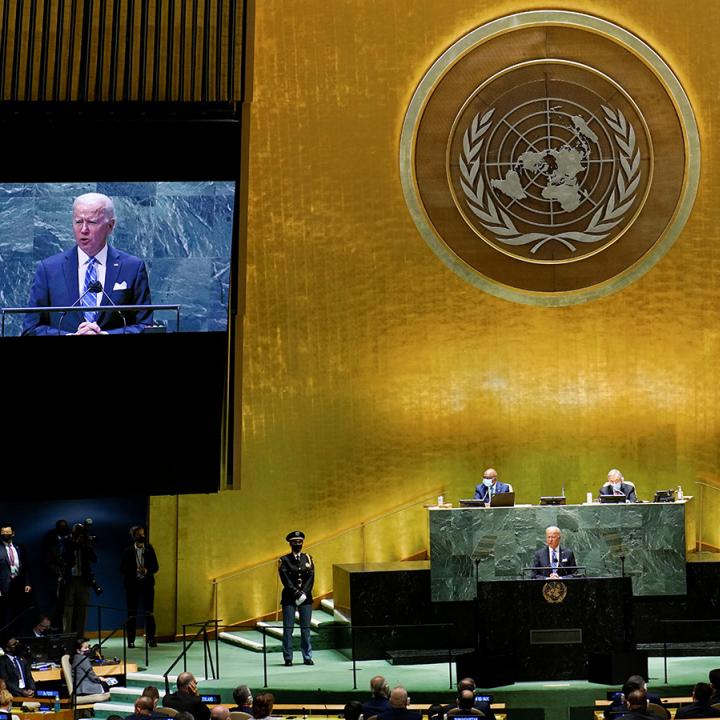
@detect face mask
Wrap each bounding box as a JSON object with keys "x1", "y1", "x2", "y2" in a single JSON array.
[
  {"x1": 134, "y1": 536, "x2": 145, "y2": 544},
  {"x1": 482, "y1": 478, "x2": 494, "y2": 487},
  {"x1": 611, "y1": 482, "x2": 622, "y2": 491},
  {"x1": 291, "y1": 544, "x2": 303, "y2": 553},
  {"x1": 0, "y1": 535, "x2": 12, "y2": 544}
]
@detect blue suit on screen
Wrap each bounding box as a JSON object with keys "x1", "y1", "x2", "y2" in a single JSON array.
[
  {"x1": 473, "y1": 480, "x2": 511, "y2": 502},
  {"x1": 22, "y1": 245, "x2": 152, "y2": 335}
]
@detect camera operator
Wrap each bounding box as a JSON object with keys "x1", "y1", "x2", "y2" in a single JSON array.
[{"x1": 62, "y1": 522, "x2": 102, "y2": 635}]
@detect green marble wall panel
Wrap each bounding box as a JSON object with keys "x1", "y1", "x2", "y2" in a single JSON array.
[{"x1": 429, "y1": 502, "x2": 687, "y2": 599}]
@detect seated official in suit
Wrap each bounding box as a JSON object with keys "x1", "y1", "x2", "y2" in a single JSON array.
[
  {"x1": 0, "y1": 637, "x2": 35, "y2": 697},
  {"x1": 675, "y1": 682, "x2": 720, "y2": 718},
  {"x1": 599, "y1": 468, "x2": 637, "y2": 502},
  {"x1": 71, "y1": 638, "x2": 111, "y2": 695},
  {"x1": 428, "y1": 677, "x2": 494, "y2": 720},
  {"x1": 22, "y1": 192, "x2": 152, "y2": 336},
  {"x1": 162, "y1": 672, "x2": 210, "y2": 720},
  {"x1": 377, "y1": 687, "x2": 421, "y2": 720},
  {"x1": 531, "y1": 526, "x2": 577, "y2": 579},
  {"x1": 473, "y1": 468, "x2": 511, "y2": 504}
]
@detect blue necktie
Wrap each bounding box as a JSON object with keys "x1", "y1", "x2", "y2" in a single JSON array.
[
  {"x1": 81, "y1": 257, "x2": 99, "y2": 323},
  {"x1": 551, "y1": 550, "x2": 558, "y2": 569}
]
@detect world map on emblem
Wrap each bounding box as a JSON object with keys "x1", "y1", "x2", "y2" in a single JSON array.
[{"x1": 450, "y1": 72, "x2": 650, "y2": 263}]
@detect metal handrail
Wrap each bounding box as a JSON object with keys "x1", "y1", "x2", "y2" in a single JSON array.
[
  {"x1": 660, "y1": 618, "x2": 720, "y2": 683},
  {"x1": 162, "y1": 618, "x2": 220, "y2": 693}
]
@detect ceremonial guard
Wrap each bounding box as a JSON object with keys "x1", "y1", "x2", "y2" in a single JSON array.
[{"x1": 278, "y1": 530, "x2": 314, "y2": 666}]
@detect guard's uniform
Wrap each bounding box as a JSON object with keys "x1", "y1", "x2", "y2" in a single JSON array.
[{"x1": 278, "y1": 530, "x2": 314, "y2": 665}]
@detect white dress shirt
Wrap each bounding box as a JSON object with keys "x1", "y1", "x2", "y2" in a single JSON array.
[{"x1": 77, "y1": 245, "x2": 108, "y2": 306}]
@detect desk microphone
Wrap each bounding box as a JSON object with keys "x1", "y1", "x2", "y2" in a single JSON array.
[
  {"x1": 94, "y1": 281, "x2": 127, "y2": 333},
  {"x1": 58, "y1": 280, "x2": 103, "y2": 335}
]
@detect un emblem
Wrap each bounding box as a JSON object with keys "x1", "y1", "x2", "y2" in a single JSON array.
[
  {"x1": 400, "y1": 12, "x2": 699, "y2": 305},
  {"x1": 542, "y1": 581, "x2": 568, "y2": 604}
]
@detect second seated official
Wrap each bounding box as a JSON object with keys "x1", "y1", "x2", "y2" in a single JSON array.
[{"x1": 599, "y1": 469, "x2": 637, "y2": 502}]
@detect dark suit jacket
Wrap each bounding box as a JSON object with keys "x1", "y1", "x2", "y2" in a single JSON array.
[
  {"x1": 675, "y1": 703, "x2": 720, "y2": 718},
  {"x1": 162, "y1": 691, "x2": 211, "y2": 720},
  {"x1": 531, "y1": 546, "x2": 577, "y2": 578},
  {"x1": 473, "y1": 481, "x2": 511, "y2": 502},
  {"x1": 599, "y1": 482, "x2": 637, "y2": 502},
  {"x1": 120, "y1": 544, "x2": 159, "y2": 587},
  {"x1": 61, "y1": 540, "x2": 97, "y2": 584},
  {"x1": 429, "y1": 698, "x2": 494, "y2": 720},
  {"x1": 378, "y1": 709, "x2": 422, "y2": 720},
  {"x1": 0, "y1": 543, "x2": 31, "y2": 595},
  {"x1": 0, "y1": 653, "x2": 36, "y2": 695},
  {"x1": 278, "y1": 552, "x2": 314, "y2": 606},
  {"x1": 363, "y1": 697, "x2": 390, "y2": 718},
  {"x1": 22, "y1": 245, "x2": 152, "y2": 335}
]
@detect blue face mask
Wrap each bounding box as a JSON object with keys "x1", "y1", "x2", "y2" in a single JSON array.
[
  {"x1": 483, "y1": 478, "x2": 494, "y2": 487},
  {"x1": 611, "y1": 481, "x2": 622, "y2": 491}
]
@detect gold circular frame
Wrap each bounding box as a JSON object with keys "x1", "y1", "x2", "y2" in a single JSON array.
[{"x1": 399, "y1": 11, "x2": 700, "y2": 306}]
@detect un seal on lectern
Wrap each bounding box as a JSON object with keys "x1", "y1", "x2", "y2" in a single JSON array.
[
  {"x1": 542, "y1": 580, "x2": 568, "y2": 604},
  {"x1": 400, "y1": 11, "x2": 700, "y2": 305}
]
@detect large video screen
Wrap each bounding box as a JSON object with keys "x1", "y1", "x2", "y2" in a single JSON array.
[{"x1": 0, "y1": 180, "x2": 235, "y2": 336}]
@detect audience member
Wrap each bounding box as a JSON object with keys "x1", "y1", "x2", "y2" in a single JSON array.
[
  {"x1": 229, "y1": 685, "x2": 253, "y2": 713},
  {"x1": 621, "y1": 689, "x2": 657, "y2": 720},
  {"x1": 344, "y1": 701, "x2": 363, "y2": 720},
  {"x1": 378, "y1": 687, "x2": 421, "y2": 720},
  {"x1": 143, "y1": 686, "x2": 161, "y2": 706},
  {"x1": 71, "y1": 638, "x2": 111, "y2": 696},
  {"x1": 211, "y1": 708, "x2": 230, "y2": 720},
  {"x1": 446, "y1": 690, "x2": 484, "y2": 717},
  {"x1": 710, "y1": 668, "x2": 720, "y2": 704},
  {"x1": 0, "y1": 637, "x2": 36, "y2": 697},
  {"x1": 30, "y1": 616, "x2": 53, "y2": 638},
  {"x1": 363, "y1": 676, "x2": 390, "y2": 718},
  {"x1": 162, "y1": 672, "x2": 210, "y2": 720},
  {"x1": 0, "y1": 688, "x2": 12, "y2": 712},
  {"x1": 604, "y1": 675, "x2": 667, "y2": 720},
  {"x1": 676, "y1": 683, "x2": 720, "y2": 718},
  {"x1": 252, "y1": 693, "x2": 275, "y2": 720},
  {"x1": 175, "y1": 713, "x2": 195, "y2": 720},
  {"x1": 428, "y1": 678, "x2": 494, "y2": 720},
  {"x1": 125, "y1": 697, "x2": 156, "y2": 720}
]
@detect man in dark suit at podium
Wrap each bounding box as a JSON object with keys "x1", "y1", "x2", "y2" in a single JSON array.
[
  {"x1": 531, "y1": 526, "x2": 577, "y2": 579},
  {"x1": 22, "y1": 192, "x2": 152, "y2": 336}
]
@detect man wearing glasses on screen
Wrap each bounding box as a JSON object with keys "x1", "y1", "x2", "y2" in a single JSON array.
[{"x1": 22, "y1": 192, "x2": 152, "y2": 335}]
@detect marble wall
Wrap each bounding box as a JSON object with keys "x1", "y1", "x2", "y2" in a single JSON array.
[
  {"x1": 430, "y1": 502, "x2": 689, "y2": 599},
  {"x1": 0, "y1": 181, "x2": 235, "y2": 335}
]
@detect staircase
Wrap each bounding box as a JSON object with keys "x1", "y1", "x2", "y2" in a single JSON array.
[
  {"x1": 94, "y1": 672, "x2": 180, "y2": 719},
  {"x1": 218, "y1": 598, "x2": 343, "y2": 653}
]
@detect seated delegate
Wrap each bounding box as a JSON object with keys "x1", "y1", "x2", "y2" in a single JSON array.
[
  {"x1": 473, "y1": 467, "x2": 511, "y2": 504},
  {"x1": 599, "y1": 468, "x2": 637, "y2": 502}
]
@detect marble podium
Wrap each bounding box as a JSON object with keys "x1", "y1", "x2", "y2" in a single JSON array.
[{"x1": 429, "y1": 500, "x2": 693, "y2": 600}]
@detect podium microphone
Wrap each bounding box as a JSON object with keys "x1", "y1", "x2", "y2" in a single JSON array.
[
  {"x1": 58, "y1": 280, "x2": 104, "y2": 335},
  {"x1": 94, "y1": 281, "x2": 127, "y2": 334}
]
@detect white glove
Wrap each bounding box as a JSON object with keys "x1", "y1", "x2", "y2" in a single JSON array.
[{"x1": 295, "y1": 593, "x2": 307, "y2": 606}]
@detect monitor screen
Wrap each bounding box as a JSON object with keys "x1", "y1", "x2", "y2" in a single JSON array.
[{"x1": 0, "y1": 180, "x2": 235, "y2": 337}]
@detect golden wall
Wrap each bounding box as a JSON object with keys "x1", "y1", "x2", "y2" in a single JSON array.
[{"x1": 152, "y1": 0, "x2": 720, "y2": 633}]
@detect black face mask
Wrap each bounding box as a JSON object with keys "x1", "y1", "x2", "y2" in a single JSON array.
[
  {"x1": 1, "y1": 535, "x2": 12, "y2": 544},
  {"x1": 134, "y1": 536, "x2": 145, "y2": 545},
  {"x1": 290, "y1": 543, "x2": 303, "y2": 553}
]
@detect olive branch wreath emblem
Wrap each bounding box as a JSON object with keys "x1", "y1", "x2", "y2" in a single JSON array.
[{"x1": 458, "y1": 106, "x2": 641, "y2": 254}]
